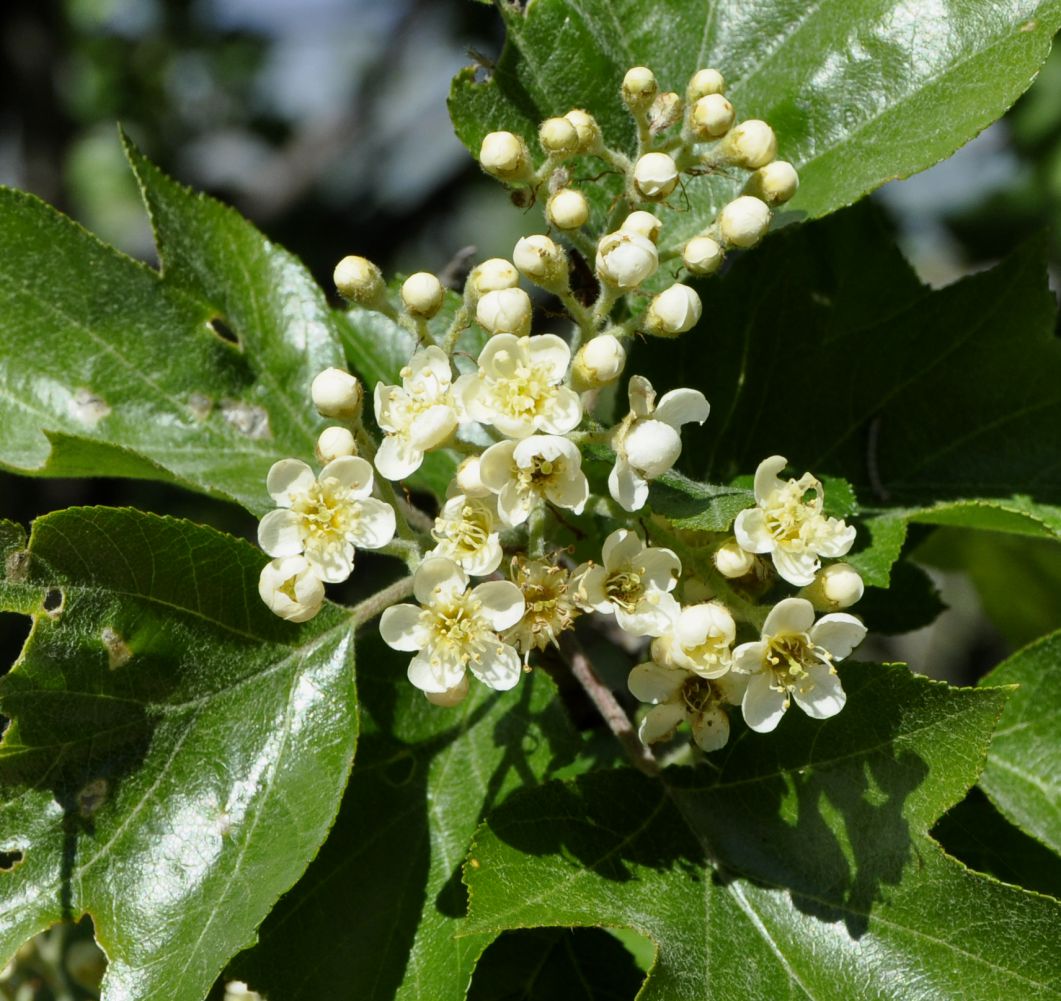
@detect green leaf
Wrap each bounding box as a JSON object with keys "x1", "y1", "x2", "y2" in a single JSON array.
[
  {"x1": 0, "y1": 508, "x2": 358, "y2": 1001},
  {"x1": 978, "y1": 631, "x2": 1061, "y2": 854},
  {"x1": 449, "y1": 0, "x2": 1061, "y2": 243},
  {"x1": 464, "y1": 663, "x2": 1061, "y2": 999},
  {"x1": 0, "y1": 139, "x2": 345, "y2": 514},
  {"x1": 228, "y1": 638, "x2": 592, "y2": 1001}
]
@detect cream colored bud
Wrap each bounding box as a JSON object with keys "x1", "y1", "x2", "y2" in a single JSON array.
[
  {"x1": 633, "y1": 152, "x2": 679, "y2": 200},
  {"x1": 621, "y1": 210, "x2": 662, "y2": 244},
  {"x1": 539, "y1": 116, "x2": 580, "y2": 156},
  {"x1": 469, "y1": 258, "x2": 520, "y2": 299},
  {"x1": 315, "y1": 426, "x2": 357, "y2": 465},
  {"x1": 746, "y1": 160, "x2": 800, "y2": 205},
  {"x1": 714, "y1": 541, "x2": 755, "y2": 579},
  {"x1": 479, "y1": 131, "x2": 532, "y2": 181},
  {"x1": 682, "y1": 235, "x2": 724, "y2": 275},
  {"x1": 622, "y1": 66, "x2": 658, "y2": 109},
  {"x1": 648, "y1": 92, "x2": 682, "y2": 133},
  {"x1": 476, "y1": 287, "x2": 533, "y2": 337},
  {"x1": 425, "y1": 674, "x2": 470, "y2": 707},
  {"x1": 564, "y1": 109, "x2": 603, "y2": 153},
  {"x1": 719, "y1": 196, "x2": 771, "y2": 249},
  {"x1": 513, "y1": 234, "x2": 568, "y2": 291},
  {"x1": 311, "y1": 367, "x2": 362, "y2": 420},
  {"x1": 546, "y1": 188, "x2": 590, "y2": 230},
  {"x1": 401, "y1": 271, "x2": 445, "y2": 318},
  {"x1": 571, "y1": 333, "x2": 626, "y2": 391},
  {"x1": 455, "y1": 456, "x2": 490, "y2": 497},
  {"x1": 333, "y1": 255, "x2": 384, "y2": 305},
  {"x1": 687, "y1": 68, "x2": 725, "y2": 102},
  {"x1": 595, "y1": 230, "x2": 659, "y2": 289},
  {"x1": 801, "y1": 564, "x2": 865, "y2": 611},
  {"x1": 645, "y1": 283, "x2": 702, "y2": 337},
  {"x1": 690, "y1": 94, "x2": 735, "y2": 139},
  {"x1": 720, "y1": 120, "x2": 778, "y2": 169}
]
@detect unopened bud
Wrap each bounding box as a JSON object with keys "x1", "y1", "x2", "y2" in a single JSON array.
[
  {"x1": 315, "y1": 426, "x2": 357, "y2": 464},
  {"x1": 719, "y1": 196, "x2": 771, "y2": 248},
  {"x1": 720, "y1": 120, "x2": 777, "y2": 169},
  {"x1": 595, "y1": 230, "x2": 659, "y2": 289},
  {"x1": 469, "y1": 258, "x2": 519, "y2": 299},
  {"x1": 621, "y1": 210, "x2": 662, "y2": 243},
  {"x1": 644, "y1": 283, "x2": 702, "y2": 337},
  {"x1": 333, "y1": 255, "x2": 384, "y2": 305},
  {"x1": 539, "y1": 117, "x2": 580, "y2": 156},
  {"x1": 455, "y1": 456, "x2": 490, "y2": 497},
  {"x1": 476, "y1": 287, "x2": 532, "y2": 337},
  {"x1": 687, "y1": 68, "x2": 725, "y2": 102},
  {"x1": 714, "y1": 541, "x2": 755, "y2": 579},
  {"x1": 425, "y1": 674, "x2": 470, "y2": 707},
  {"x1": 801, "y1": 564, "x2": 864, "y2": 611},
  {"x1": 621, "y1": 66, "x2": 658, "y2": 110},
  {"x1": 479, "y1": 131, "x2": 532, "y2": 182},
  {"x1": 571, "y1": 333, "x2": 626, "y2": 391},
  {"x1": 682, "y1": 236, "x2": 724, "y2": 275},
  {"x1": 690, "y1": 94, "x2": 735, "y2": 139},
  {"x1": 401, "y1": 272, "x2": 445, "y2": 318},
  {"x1": 311, "y1": 368, "x2": 362, "y2": 420},
  {"x1": 513, "y1": 234, "x2": 568, "y2": 291},
  {"x1": 546, "y1": 188, "x2": 590, "y2": 230},
  {"x1": 746, "y1": 160, "x2": 799, "y2": 205},
  {"x1": 633, "y1": 152, "x2": 679, "y2": 200},
  {"x1": 564, "y1": 109, "x2": 603, "y2": 154},
  {"x1": 648, "y1": 92, "x2": 682, "y2": 133}
]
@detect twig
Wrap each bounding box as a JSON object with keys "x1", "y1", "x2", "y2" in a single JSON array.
[{"x1": 352, "y1": 575, "x2": 415, "y2": 628}]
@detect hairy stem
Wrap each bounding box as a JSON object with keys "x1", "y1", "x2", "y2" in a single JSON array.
[{"x1": 352, "y1": 575, "x2": 416, "y2": 628}]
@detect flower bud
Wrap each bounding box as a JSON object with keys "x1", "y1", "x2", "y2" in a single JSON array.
[
  {"x1": 333, "y1": 255, "x2": 384, "y2": 305},
  {"x1": 595, "y1": 230, "x2": 659, "y2": 289},
  {"x1": 621, "y1": 66, "x2": 658, "y2": 110},
  {"x1": 719, "y1": 196, "x2": 771, "y2": 248},
  {"x1": 513, "y1": 234, "x2": 568, "y2": 291},
  {"x1": 644, "y1": 283, "x2": 702, "y2": 337},
  {"x1": 690, "y1": 94, "x2": 735, "y2": 139},
  {"x1": 479, "y1": 131, "x2": 532, "y2": 181},
  {"x1": 311, "y1": 367, "x2": 363, "y2": 420},
  {"x1": 401, "y1": 271, "x2": 445, "y2": 318},
  {"x1": 633, "y1": 152, "x2": 678, "y2": 200},
  {"x1": 801, "y1": 563, "x2": 864, "y2": 611},
  {"x1": 546, "y1": 188, "x2": 590, "y2": 230},
  {"x1": 425, "y1": 674, "x2": 470, "y2": 707},
  {"x1": 259, "y1": 556, "x2": 325, "y2": 624},
  {"x1": 571, "y1": 333, "x2": 626, "y2": 391},
  {"x1": 315, "y1": 426, "x2": 357, "y2": 465},
  {"x1": 687, "y1": 68, "x2": 725, "y2": 102},
  {"x1": 720, "y1": 120, "x2": 777, "y2": 169},
  {"x1": 621, "y1": 210, "x2": 662, "y2": 243},
  {"x1": 563, "y1": 109, "x2": 603, "y2": 154},
  {"x1": 539, "y1": 116, "x2": 580, "y2": 156},
  {"x1": 682, "y1": 235, "x2": 724, "y2": 274},
  {"x1": 714, "y1": 540, "x2": 755, "y2": 579},
  {"x1": 476, "y1": 287, "x2": 532, "y2": 337},
  {"x1": 648, "y1": 92, "x2": 682, "y2": 133},
  {"x1": 455, "y1": 456, "x2": 490, "y2": 497},
  {"x1": 469, "y1": 258, "x2": 520, "y2": 299},
  {"x1": 746, "y1": 160, "x2": 799, "y2": 205}
]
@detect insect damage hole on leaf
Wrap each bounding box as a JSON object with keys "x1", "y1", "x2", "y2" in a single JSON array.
[
  {"x1": 42, "y1": 588, "x2": 64, "y2": 617},
  {"x1": 0, "y1": 849, "x2": 24, "y2": 872},
  {"x1": 207, "y1": 316, "x2": 240, "y2": 347}
]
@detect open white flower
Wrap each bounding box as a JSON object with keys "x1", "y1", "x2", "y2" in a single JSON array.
[
  {"x1": 374, "y1": 345, "x2": 459, "y2": 480},
  {"x1": 651, "y1": 601, "x2": 735, "y2": 678},
  {"x1": 479, "y1": 435, "x2": 589, "y2": 527},
  {"x1": 578, "y1": 529, "x2": 680, "y2": 637},
  {"x1": 734, "y1": 455, "x2": 856, "y2": 586},
  {"x1": 732, "y1": 597, "x2": 866, "y2": 733},
  {"x1": 454, "y1": 334, "x2": 582, "y2": 439},
  {"x1": 258, "y1": 555, "x2": 326, "y2": 623},
  {"x1": 380, "y1": 557, "x2": 526, "y2": 694},
  {"x1": 428, "y1": 493, "x2": 503, "y2": 576},
  {"x1": 629, "y1": 661, "x2": 746, "y2": 752},
  {"x1": 257, "y1": 456, "x2": 395, "y2": 583},
  {"x1": 609, "y1": 375, "x2": 709, "y2": 512},
  {"x1": 504, "y1": 557, "x2": 580, "y2": 659}
]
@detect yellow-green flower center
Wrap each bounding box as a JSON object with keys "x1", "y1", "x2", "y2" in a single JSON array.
[
  {"x1": 605, "y1": 568, "x2": 643, "y2": 613},
  {"x1": 764, "y1": 632, "x2": 831, "y2": 691},
  {"x1": 292, "y1": 478, "x2": 357, "y2": 547}
]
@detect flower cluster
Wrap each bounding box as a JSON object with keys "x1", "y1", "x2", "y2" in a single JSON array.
[{"x1": 253, "y1": 64, "x2": 867, "y2": 757}]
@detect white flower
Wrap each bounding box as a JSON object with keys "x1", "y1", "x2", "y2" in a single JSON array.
[
  {"x1": 504, "y1": 557, "x2": 580, "y2": 658},
  {"x1": 475, "y1": 288, "x2": 532, "y2": 337},
  {"x1": 686, "y1": 68, "x2": 725, "y2": 101},
  {"x1": 311, "y1": 368, "x2": 362, "y2": 420},
  {"x1": 801, "y1": 562, "x2": 864, "y2": 611},
  {"x1": 469, "y1": 258, "x2": 520, "y2": 298},
  {"x1": 428, "y1": 493, "x2": 503, "y2": 576},
  {"x1": 718, "y1": 196, "x2": 771, "y2": 248},
  {"x1": 596, "y1": 230, "x2": 659, "y2": 289},
  {"x1": 720, "y1": 119, "x2": 777, "y2": 169},
  {"x1": 651, "y1": 601, "x2": 735, "y2": 678},
  {"x1": 621, "y1": 66, "x2": 658, "y2": 109},
  {"x1": 734, "y1": 455, "x2": 856, "y2": 586},
  {"x1": 539, "y1": 116, "x2": 580, "y2": 155},
  {"x1": 713, "y1": 540, "x2": 755, "y2": 579},
  {"x1": 690, "y1": 93, "x2": 735, "y2": 139},
  {"x1": 644, "y1": 283, "x2": 702, "y2": 337},
  {"x1": 479, "y1": 131, "x2": 531, "y2": 181},
  {"x1": 380, "y1": 557, "x2": 526, "y2": 694},
  {"x1": 479, "y1": 435, "x2": 589, "y2": 527},
  {"x1": 620, "y1": 210, "x2": 662, "y2": 243},
  {"x1": 257, "y1": 457, "x2": 395, "y2": 583},
  {"x1": 258, "y1": 555, "x2": 325, "y2": 623},
  {"x1": 732, "y1": 597, "x2": 866, "y2": 732},
  {"x1": 401, "y1": 272, "x2": 445, "y2": 318},
  {"x1": 315, "y1": 425, "x2": 356, "y2": 464},
  {"x1": 333, "y1": 255, "x2": 384, "y2": 305},
  {"x1": 513, "y1": 235, "x2": 568, "y2": 291},
  {"x1": 578, "y1": 529, "x2": 680, "y2": 637},
  {"x1": 547, "y1": 189, "x2": 590, "y2": 230},
  {"x1": 608, "y1": 375, "x2": 709, "y2": 512},
  {"x1": 633, "y1": 152, "x2": 678, "y2": 200},
  {"x1": 749, "y1": 160, "x2": 799, "y2": 205},
  {"x1": 374, "y1": 345, "x2": 459, "y2": 480},
  {"x1": 454, "y1": 334, "x2": 582, "y2": 439},
  {"x1": 571, "y1": 334, "x2": 626, "y2": 391},
  {"x1": 628, "y1": 661, "x2": 746, "y2": 752},
  {"x1": 682, "y1": 235, "x2": 723, "y2": 275}
]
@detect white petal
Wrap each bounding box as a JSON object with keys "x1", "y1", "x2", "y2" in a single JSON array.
[
  {"x1": 257, "y1": 509, "x2": 304, "y2": 557},
  {"x1": 652, "y1": 388, "x2": 710, "y2": 429},
  {"x1": 578, "y1": 566, "x2": 612, "y2": 614},
  {"x1": 623, "y1": 420, "x2": 681, "y2": 478},
  {"x1": 809, "y1": 613, "x2": 867, "y2": 661},
  {"x1": 524, "y1": 333, "x2": 571, "y2": 382},
  {"x1": 771, "y1": 546, "x2": 820, "y2": 587},
  {"x1": 513, "y1": 433, "x2": 574, "y2": 467},
  {"x1": 715, "y1": 670, "x2": 749, "y2": 705},
  {"x1": 304, "y1": 539, "x2": 354, "y2": 584},
  {"x1": 539, "y1": 387, "x2": 583, "y2": 435},
  {"x1": 379, "y1": 604, "x2": 429, "y2": 651},
  {"x1": 463, "y1": 536, "x2": 504, "y2": 576},
  {"x1": 266, "y1": 459, "x2": 315, "y2": 506},
  {"x1": 414, "y1": 557, "x2": 468, "y2": 605},
  {"x1": 815, "y1": 519, "x2": 857, "y2": 558},
  {"x1": 675, "y1": 603, "x2": 735, "y2": 649},
  {"x1": 407, "y1": 344, "x2": 453, "y2": 388},
  {"x1": 792, "y1": 664, "x2": 847, "y2": 719},
  {"x1": 628, "y1": 662, "x2": 686, "y2": 704},
  {"x1": 616, "y1": 592, "x2": 679, "y2": 638},
  {"x1": 602, "y1": 528, "x2": 642, "y2": 570},
  {"x1": 478, "y1": 440, "x2": 517, "y2": 492},
  {"x1": 375, "y1": 435, "x2": 423, "y2": 481},
  {"x1": 497, "y1": 482, "x2": 533, "y2": 527},
  {"x1": 731, "y1": 641, "x2": 766, "y2": 675},
  {"x1": 373, "y1": 384, "x2": 405, "y2": 432},
  {"x1": 628, "y1": 375, "x2": 655, "y2": 418},
  {"x1": 409, "y1": 404, "x2": 457, "y2": 451},
  {"x1": 753, "y1": 455, "x2": 789, "y2": 503},
  {"x1": 258, "y1": 557, "x2": 323, "y2": 623},
  {"x1": 347, "y1": 498, "x2": 397, "y2": 550},
  {"x1": 637, "y1": 547, "x2": 682, "y2": 591},
  {"x1": 478, "y1": 334, "x2": 521, "y2": 378},
  {"x1": 742, "y1": 673, "x2": 788, "y2": 733},
  {"x1": 408, "y1": 652, "x2": 460, "y2": 694},
  {"x1": 320, "y1": 455, "x2": 374, "y2": 497},
  {"x1": 545, "y1": 469, "x2": 589, "y2": 514},
  {"x1": 470, "y1": 642, "x2": 523, "y2": 691},
  {"x1": 608, "y1": 458, "x2": 649, "y2": 512},
  {"x1": 733, "y1": 508, "x2": 774, "y2": 554},
  {"x1": 639, "y1": 702, "x2": 686, "y2": 744},
  {"x1": 690, "y1": 706, "x2": 730, "y2": 752},
  {"x1": 454, "y1": 373, "x2": 492, "y2": 423},
  {"x1": 472, "y1": 580, "x2": 526, "y2": 631},
  {"x1": 762, "y1": 597, "x2": 815, "y2": 638}
]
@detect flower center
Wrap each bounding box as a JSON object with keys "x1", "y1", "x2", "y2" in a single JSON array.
[
  {"x1": 518, "y1": 453, "x2": 563, "y2": 493},
  {"x1": 763, "y1": 475, "x2": 823, "y2": 549},
  {"x1": 681, "y1": 675, "x2": 718, "y2": 714},
  {"x1": 764, "y1": 632, "x2": 830, "y2": 690},
  {"x1": 292, "y1": 478, "x2": 357, "y2": 547},
  {"x1": 490, "y1": 362, "x2": 556, "y2": 421},
  {"x1": 277, "y1": 574, "x2": 300, "y2": 602},
  {"x1": 433, "y1": 501, "x2": 492, "y2": 557},
  {"x1": 605, "y1": 568, "x2": 643, "y2": 612},
  {"x1": 426, "y1": 593, "x2": 490, "y2": 665}
]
